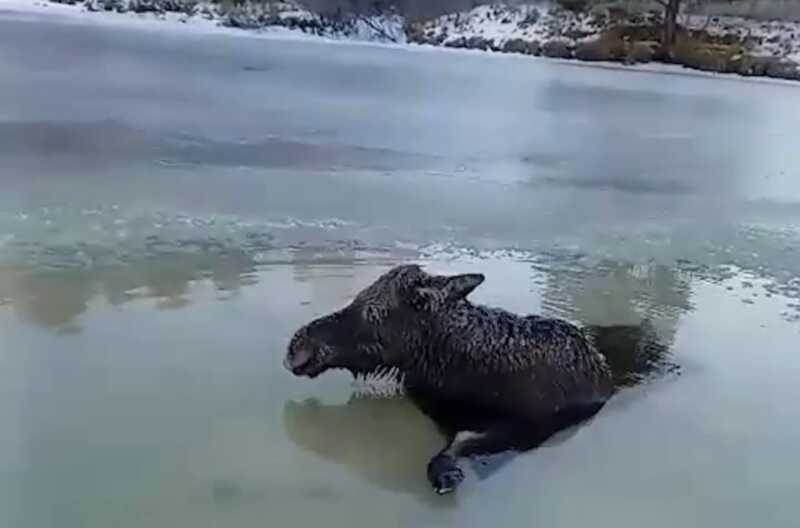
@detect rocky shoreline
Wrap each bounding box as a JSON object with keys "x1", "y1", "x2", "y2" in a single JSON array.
[
  {"x1": 46, "y1": 0, "x2": 407, "y2": 41},
  {"x1": 407, "y1": 4, "x2": 800, "y2": 80},
  {"x1": 43, "y1": 0, "x2": 800, "y2": 81}
]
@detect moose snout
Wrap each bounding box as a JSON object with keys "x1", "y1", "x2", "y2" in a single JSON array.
[
  {"x1": 284, "y1": 329, "x2": 321, "y2": 376},
  {"x1": 282, "y1": 355, "x2": 295, "y2": 372},
  {"x1": 285, "y1": 340, "x2": 310, "y2": 370}
]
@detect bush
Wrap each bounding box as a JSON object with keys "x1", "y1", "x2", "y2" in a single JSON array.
[
  {"x1": 557, "y1": 0, "x2": 590, "y2": 13},
  {"x1": 673, "y1": 38, "x2": 744, "y2": 73},
  {"x1": 574, "y1": 32, "x2": 626, "y2": 62}
]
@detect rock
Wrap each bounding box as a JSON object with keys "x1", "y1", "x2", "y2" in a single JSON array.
[
  {"x1": 502, "y1": 38, "x2": 526, "y2": 54},
  {"x1": 732, "y1": 55, "x2": 767, "y2": 76},
  {"x1": 447, "y1": 37, "x2": 496, "y2": 51},
  {"x1": 431, "y1": 33, "x2": 448, "y2": 46},
  {"x1": 128, "y1": 0, "x2": 161, "y2": 13},
  {"x1": 502, "y1": 38, "x2": 540, "y2": 56},
  {"x1": 766, "y1": 60, "x2": 800, "y2": 80},
  {"x1": 728, "y1": 54, "x2": 800, "y2": 81},
  {"x1": 465, "y1": 36, "x2": 496, "y2": 51},
  {"x1": 574, "y1": 40, "x2": 604, "y2": 61},
  {"x1": 542, "y1": 39, "x2": 573, "y2": 59},
  {"x1": 444, "y1": 37, "x2": 467, "y2": 49},
  {"x1": 735, "y1": 55, "x2": 771, "y2": 76},
  {"x1": 626, "y1": 41, "x2": 657, "y2": 64}
]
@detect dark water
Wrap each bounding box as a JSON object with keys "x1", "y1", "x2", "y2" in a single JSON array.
[{"x1": 1, "y1": 6, "x2": 800, "y2": 528}]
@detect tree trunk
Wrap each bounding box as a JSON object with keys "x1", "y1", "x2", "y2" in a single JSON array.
[{"x1": 663, "y1": 0, "x2": 682, "y2": 60}]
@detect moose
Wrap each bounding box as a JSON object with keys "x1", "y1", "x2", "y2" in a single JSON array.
[{"x1": 285, "y1": 263, "x2": 661, "y2": 494}]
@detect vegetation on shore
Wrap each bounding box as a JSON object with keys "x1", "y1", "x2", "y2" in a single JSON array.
[
  {"x1": 406, "y1": 2, "x2": 800, "y2": 80},
  {"x1": 47, "y1": 0, "x2": 800, "y2": 80}
]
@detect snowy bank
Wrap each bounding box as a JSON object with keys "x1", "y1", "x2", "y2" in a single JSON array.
[
  {"x1": 4, "y1": 0, "x2": 800, "y2": 81},
  {"x1": 37, "y1": 0, "x2": 407, "y2": 42},
  {"x1": 407, "y1": 3, "x2": 800, "y2": 80}
]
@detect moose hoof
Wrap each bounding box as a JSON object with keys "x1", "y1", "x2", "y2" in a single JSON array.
[{"x1": 427, "y1": 454, "x2": 465, "y2": 495}]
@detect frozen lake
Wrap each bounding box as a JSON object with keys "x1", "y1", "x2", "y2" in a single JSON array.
[{"x1": 1, "y1": 6, "x2": 800, "y2": 527}]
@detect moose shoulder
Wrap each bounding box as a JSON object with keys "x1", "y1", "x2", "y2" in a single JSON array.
[{"x1": 285, "y1": 264, "x2": 615, "y2": 495}]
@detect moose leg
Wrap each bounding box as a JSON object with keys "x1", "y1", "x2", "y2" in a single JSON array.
[
  {"x1": 427, "y1": 429, "x2": 511, "y2": 495},
  {"x1": 427, "y1": 451, "x2": 464, "y2": 495},
  {"x1": 426, "y1": 403, "x2": 608, "y2": 494}
]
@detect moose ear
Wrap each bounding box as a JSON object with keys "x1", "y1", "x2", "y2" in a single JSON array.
[{"x1": 444, "y1": 273, "x2": 484, "y2": 299}]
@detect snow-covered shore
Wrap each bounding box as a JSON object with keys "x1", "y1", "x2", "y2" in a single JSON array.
[
  {"x1": 0, "y1": 0, "x2": 407, "y2": 42},
  {"x1": 2, "y1": 0, "x2": 799, "y2": 81},
  {"x1": 409, "y1": 3, "x2": 800, "y2": 80}
]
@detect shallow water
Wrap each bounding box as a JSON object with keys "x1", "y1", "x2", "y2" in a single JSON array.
[{"x1": 1, "y1": 7, "x2": 800, "y2": 528}]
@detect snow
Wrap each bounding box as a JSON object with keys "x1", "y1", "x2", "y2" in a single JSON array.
[{"x1": 419, "y1": 2, "x2": 606, "y2": 47}]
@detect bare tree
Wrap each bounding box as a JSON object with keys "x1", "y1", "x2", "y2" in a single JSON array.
[{"x1": 655, "y1": 0, "x2": 683, "y2": 57}]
